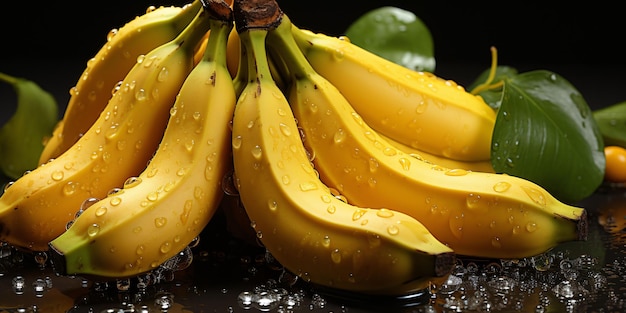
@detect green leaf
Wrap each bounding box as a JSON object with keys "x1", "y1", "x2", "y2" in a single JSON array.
[
  {"x1": 467, "y1": 65, "x2": 518, "y2": 110},
  {"x1": 491, "y1": 70, "x2": 605, "y2": 203},
  {"x1": 344, "y1": 6, "x2": 435, "y2": 72},
  {"x1": 0, "y1": 72, "x2": 59, "y2": 179},
  {"x1": 593, "y1": 100, "x2": 626, "y2": 148}
]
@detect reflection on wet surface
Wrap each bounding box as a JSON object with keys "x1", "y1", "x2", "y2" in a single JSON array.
[{"x1": 1, "y1": 187, "x2": 626, "y2": 312}]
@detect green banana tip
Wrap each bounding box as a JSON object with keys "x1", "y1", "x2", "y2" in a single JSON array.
[{"x1": 47, "y1": 243, "x2": 68, "y2": 276}]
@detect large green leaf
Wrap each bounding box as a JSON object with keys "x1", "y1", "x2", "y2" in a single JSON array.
[
  {"x1": 593, "y1": 100, "x2": 626, "y2": 148},
  {"x1": 344, "y1": 6, "x2": 435, "y2": 72},
  {"x1": 491, "y1": 70, "x2": 605, "y2": 203}
]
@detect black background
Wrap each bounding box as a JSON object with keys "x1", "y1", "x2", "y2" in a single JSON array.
[{"x1": 0, "y1": 0, "x2": 624, "y2": 112}]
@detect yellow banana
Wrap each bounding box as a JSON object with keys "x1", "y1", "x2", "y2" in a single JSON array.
[
  {"x1": 377, "y1": 132, "x2": 495, "y2": 173},
  {"x1": 267, "y1": 14, "x2": 587, "y2": 260},
  {"x1": 231, "y1": 4, "x2": 454, "y2": 296},
  {"x1": 49, "y1": 2, "x2": 236, "y2": 279},
  {"x1": 0, "y1": 8, "x2": 211, "y2": 252},
  {"x1": 291, "y1": 26, "x2": 496, "y2": 162},
  {"x1": 39, "y1": 1, "x2": 202, "y2": 164}
]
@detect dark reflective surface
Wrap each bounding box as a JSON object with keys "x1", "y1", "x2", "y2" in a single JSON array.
[{"x1": 1, "y1": 185, "x2": 626, "y2": 312}]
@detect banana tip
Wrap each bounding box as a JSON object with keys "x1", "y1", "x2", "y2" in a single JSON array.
[
  {"x1": 435, "y1": 252, "x2": 456, "y2": 277},
  {"x1": 47, "y1": 243, "x2": 68, "y2": 276},
  {"x1": 577, "y1": 209, "x2": 588, "y2": 241}
]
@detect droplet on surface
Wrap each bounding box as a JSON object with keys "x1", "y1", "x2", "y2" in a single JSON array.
[{"x1": 493, "y1": 181, "x2": 511, "y2": 193}]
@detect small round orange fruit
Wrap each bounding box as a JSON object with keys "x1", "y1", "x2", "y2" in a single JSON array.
[{"x1": 604, "y1": 145, "x2": 626, "y2": 183}]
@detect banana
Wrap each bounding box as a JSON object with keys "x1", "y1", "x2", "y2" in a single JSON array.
[
  {"x1": 267, "y1": 14, "x2": 588, "y2": 260},
  {"x1": 377, "y1": 132, "x2": 495, "y2": 173},
  {"x1": 231, "y1": 1, "x2": 454, "y2": 296},
  {"x1": 0, "y1": 8, "x2": 211, "y2": 252},
  {"x1": 48, "y1": 1, "x2": 236, "y2": 279},
  {"x1": 291, "y1": 26, "x2": 496, "y2": 162},
  {"x1": 38, "y1": 1, "x2": 202, "y2": 164}
]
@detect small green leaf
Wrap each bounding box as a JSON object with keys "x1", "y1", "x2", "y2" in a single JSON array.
[
  {"x1": 344, "y1": 6, "x2": 435, "y2": 72},
  {"x1": 593, "y1": 100, "x2": 626, "y2": 148},
  {"x1": 491, "y1": 70, "x2": 605, "y2": 203},
  {"x1": 0, "y1": 72, "x2": 59, "y2": 179}
]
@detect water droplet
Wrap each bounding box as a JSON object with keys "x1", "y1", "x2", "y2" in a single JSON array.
[
  {"x1": 333, "y1": 129, "x2": 346, "y2": 143},
  {"x1": 383, "y1": 147, "x2": 398, "y2": 156},
  {"x1": 124, "y1": 176, "x2": 142, "y2": 188},
  {"x1": 110, "y1": 196, "x2": 122, "y2": 206},
  {"x1": 80, "y1": 197, "x2": 100, "y2": 211},
  {"x1": 154, "y1": 217, "x2": 167, "y2": 228},
  {"x1": 87, "y1": 224, "x2": 100, "y2": 237},
  {"x1": 135, "y1": 88, "x2": 147, "y2": 101},
  {"x1": 465, "y1": 193, "x2": 486, "y2": 213},
  {"x1": 330, "y1": 249, "x2": 341, "y2": 264},
  {"x1": 279, "y1": 123, "x2": 292, "y2": 137},
  {"x1": 491, "y1": 237, "x2": 502, "y2": 248},
  {"x1": 251, "y1": 145, "x2": 262, "y2": 159},
  {"x1": 63, "y1": 181, "x2": 77, "y2": 196},
  {"x1": 147, "y1": 191, "x2": 159, "y2": 201},
  {"x1": 376, "y1": 208, "x2": 394, "y2": 218},
  {"x1": 160, "y1": 241, "x2": 172, "y2": 253},
  {"x1": 493, "y1": 181, "x2": 511, "y2": 193},
  {"x1": 352, "y1": 209, "x2": 366, "y2": 221},
  {"x1": 322, "y1": 235, "x2": 331, "y2": 248},
  {"x1": 281, "y1": 175, "x2": 290, "y2": 185},
  {"x1": 326, "y1": 205, "x2": 336, "y2": 214},
  {"x1": 184, "y1": 139, "x2": 195, "y2": 152},
  {"x1": 445, "y1": 168, "x2": 468, "y2": 176},
  {"x1": 232, "y1": 135, "x2": 242, "y2": 149},
  {"x1": 51, "y1": 170, "x2": 64, "y2": 181},
  {"x1": 526, "y1": 222, "x2": 538, "y2": 232},
  {"x1": 387, "y1": 224, "x2": 399, "y2": 235},
  {"x1": 398, "y1": 157, "x2": 411, "y2": 170},
  {"x1": 299, "y1": 182, "x2": 318, "y2": 191},
  {"x1": 157, "y1": 67, "x2": 169, "y2": 82},
  {"x1": 94, "y1": 206, "x2": 108, "y2": 217},
  {"x1": 521, "y1": 186, "x2": 546, "y2": 206},
  {"x1": 268, "y1": 200, "x2": 278, "y2": 211}
]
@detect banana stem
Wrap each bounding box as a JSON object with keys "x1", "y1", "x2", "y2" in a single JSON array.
[
  {"x1": 266, "y1": 16, "x2": 312, "y2": 81},
  {"x1": 201, "y1": 0, "x2": 233, "y2": 21},
  {"x1": 232, "y1": 0, "x2": 282, "y2": 33},
  {"x1": 233, "y1": 0, "x2": 282, "y2": 84},
  {"x1": 199, "y1": 0, "x2": 234, "y2": 65}
]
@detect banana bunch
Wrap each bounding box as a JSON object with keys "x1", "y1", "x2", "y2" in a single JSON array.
[
  {"x1": 0, "y1": 0, "x2": 591, "y2": 297},
  {"x1": 48, "y1": 0, "x2": 236, "y2": 279},
  {"x1": 266, "y1": 13, "x2": 587, "y2": 260},
  {"x1": 0, "y1": 1, "x2": 210, "y2": 252}
]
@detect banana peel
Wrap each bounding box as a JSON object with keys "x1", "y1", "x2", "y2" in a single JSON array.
[{"x1": 0, "y1": 72, "x2": 58, "y2": 179}]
